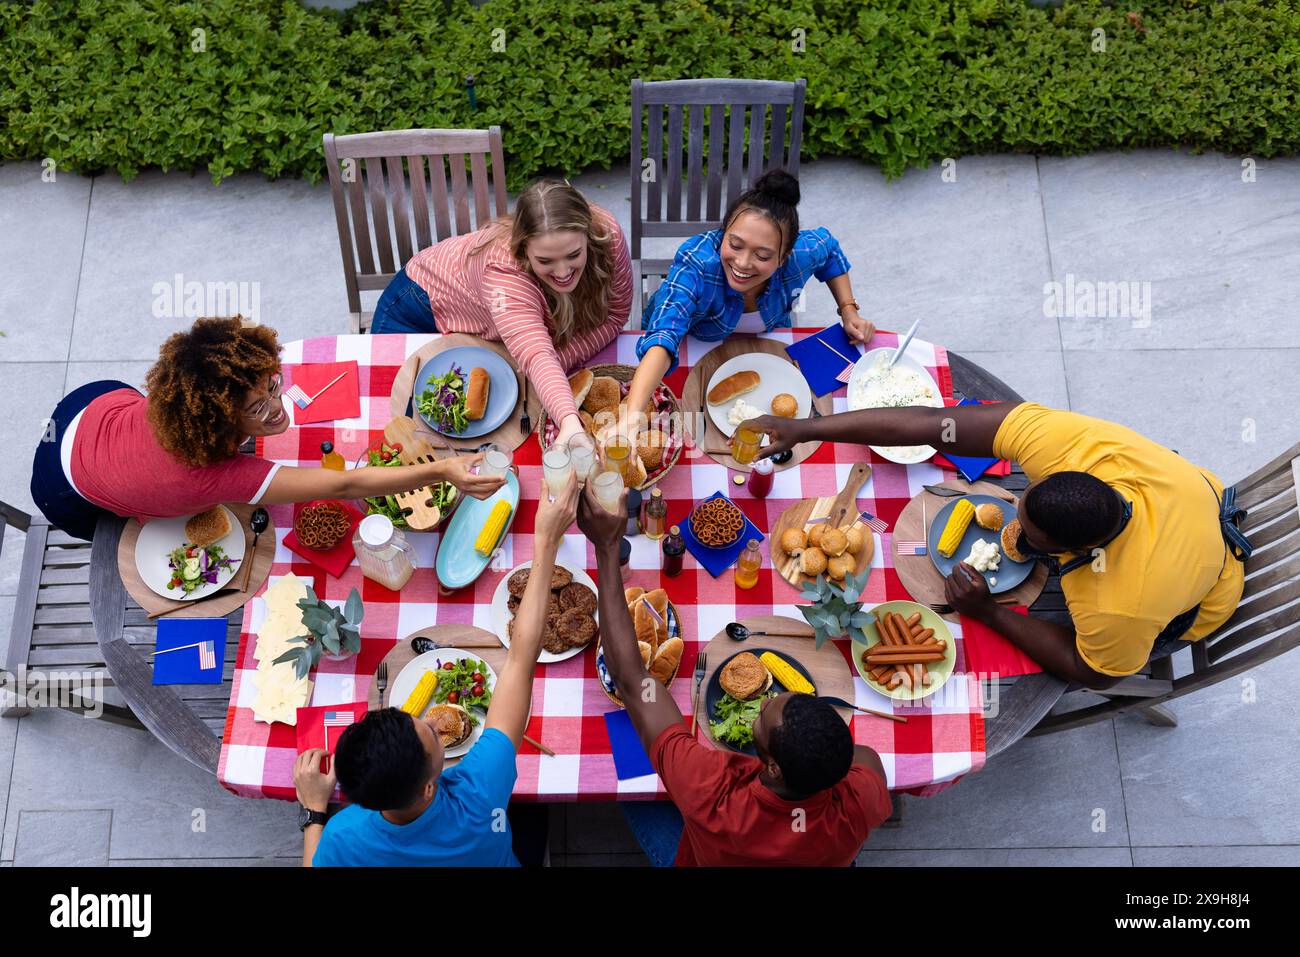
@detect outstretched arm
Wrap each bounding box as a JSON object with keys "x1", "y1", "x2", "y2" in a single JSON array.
[
  {"x1": 744, "y1": 402, "x2": 1018, "y2": 462},
  {"x1": 577, "y1": 485, "x2": 684, "y2": 752},
  {"x1": 263, "y1": 452, "x2": 505, "y2": 505}
]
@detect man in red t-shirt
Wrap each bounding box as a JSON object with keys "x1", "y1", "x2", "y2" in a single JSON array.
[{"x1": 577, "y1": 487, "x2": 892, "y2": 867}]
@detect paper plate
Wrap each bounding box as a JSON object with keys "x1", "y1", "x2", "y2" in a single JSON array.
[
  {"x1": 134, "y1": 505, "x2": 245, "y2": 601},
  {"x1": 414, "y1": 346, "x2": 519, "y2": 439},
  {"x1": 490, "y1": 561, "x2": 600, "y2": 664},
  {"x1": 706, "y1": 351, "x2": 814, "y2": 438}
]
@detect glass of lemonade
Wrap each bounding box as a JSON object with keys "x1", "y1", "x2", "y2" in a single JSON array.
[
  {"x1": 592, "y1": 469, "x2": 625, "y2": 513},
  {"x1": 480, "y1": 444, "x2": 512, "y2": 478},
  {"x1": 542, "y1": 446, "x2": 573, "y2": 497}
]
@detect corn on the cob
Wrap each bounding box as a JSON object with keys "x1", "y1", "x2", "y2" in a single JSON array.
[
  {"x1": 474, "y1": 500, "x2": 513, "y2": 556},
  {"x1": 760, "y1": 652, "x2": 815, "y2": 695},
  {"x1": 400, "y1": 671, "x2": 438, "y2": 716},
  {"x1": 936, "y1": 498, "x2": 975, "y2": 558}
]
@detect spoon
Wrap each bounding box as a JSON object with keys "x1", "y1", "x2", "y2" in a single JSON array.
[
  {"x1": 410, "y1": 635, "x2": 501, "y2": 654},
  {"x1": 725, "y1": 622, "x2": 813, "y2": 642},
  {"x1": 239, "y1": 507, "x2": 270, "y2": 592}
]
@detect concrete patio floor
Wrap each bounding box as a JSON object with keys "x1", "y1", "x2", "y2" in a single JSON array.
[{"x1": 1, "y1": 150, "x2": 1298, "y2": 866}]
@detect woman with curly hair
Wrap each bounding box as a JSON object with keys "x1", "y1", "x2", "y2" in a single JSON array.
[
  {"x1": 370, "y1": 179, "x2": 632, "y2": 451},
  {"x1": 30, "y1": 317, "x2": 502, "y2": 540}
]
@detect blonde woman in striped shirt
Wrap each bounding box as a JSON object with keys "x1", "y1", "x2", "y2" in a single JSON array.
[{"x1": 372, "y1": 180, "x2": 632, "y2": 450}]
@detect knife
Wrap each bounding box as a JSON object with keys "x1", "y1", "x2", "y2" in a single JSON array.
[{"x1": 922, "y1": 484, "x2": 967, "y2": 497}]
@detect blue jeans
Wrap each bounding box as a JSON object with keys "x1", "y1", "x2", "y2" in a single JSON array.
[
  {"x1": 620, "y1": 801, "x2": 683, "y2": 867},
  {"x1": 370, "y1": 266, "x2": 437, "y2": 334},
  {"x1": 30, "y1": 380, "x2": 135, "y2": 541}
]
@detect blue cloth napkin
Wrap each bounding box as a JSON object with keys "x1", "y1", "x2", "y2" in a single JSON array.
[
  {"x1": 604, "y1": 709, "x2": 655, "y2": 780},
  {"x1": 940, "y1": 397, "x2": 1001, "y2": 482},
  {"x1": 680, "y1": 491, "x2": 765, "y2": 578},
  {"x1": 153, "y1": 618, "x2": 225, "y2": 685},
  {"x1": 785, "y1": 323, "x2": 862, "y2": 396}
]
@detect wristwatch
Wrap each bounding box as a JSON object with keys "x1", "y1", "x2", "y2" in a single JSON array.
[
  {"x1": 298, "y1": 805, "x2": 328, "y2": 832},
  {"x1": 836, "y1": 299, "x2": 860, "y2": 316}
]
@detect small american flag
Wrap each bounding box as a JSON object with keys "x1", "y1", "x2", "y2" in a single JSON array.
[
  {"x1": 323, "y1": 711, "x2": 353, "y2": 728},
  {"x1": 895, "y1": 541, "x2": 928, "y2": 556},
  {"x1": 858, "y1": 511, "x2": 890, "y2": 535},
  {"x1": 197, "y1": 640, "x2": 216, "y2": 671},
  {"x1": 814, "y1": 335, "x2": 858, "y2": 384},
  {"x1": 286, "y1": 370, "x2": 347, "y2": 410}
]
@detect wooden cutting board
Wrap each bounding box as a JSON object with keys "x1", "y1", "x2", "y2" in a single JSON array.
[
  {"x1": 892, "y1": 479, "x2": 1048, "y2": 621},
  {"x1": 390, "y1": 334, "x2": 543, "y2": 452},
  {"x1": 768, "y1": 462, "x2": 876, "y2": 588},
  {"x1": 696, "y1": 616, "x2": 855, "y2": 748},
  {"x1": 366, "y1": 624, "x2": 512, "y2": 767},
  {"x1": 680, "y1": 337, "x2": 832, "y2": 472},
  {"x1": 117, "y1": 503, "x2": 277, "y2": 619}
]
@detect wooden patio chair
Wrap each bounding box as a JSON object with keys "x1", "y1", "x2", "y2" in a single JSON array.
[
  {"x1": 629, "y1": 78, "x2": 806, "y2": 325},
  {"x1": 2, "y1": 505, "x2": 237, "y2": 773},
  {"x1": 323, "y1": 127, "x2": 509, "y2": 333},
  {"x1": 1030, "y1": 443, "x2": 1300, "y2": 733}
]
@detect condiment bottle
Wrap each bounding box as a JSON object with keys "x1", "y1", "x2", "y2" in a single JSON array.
[
  {"x1": 320, "y1": 440, "x2": 345, "y2": 471},
  {"x1": 747, "y1": 457, "x2": 774, "y2": 499},
  {"x1": 625, "y1": 488, "x2": 643, "y2": 537},
  {"x1": 662, "y1": 525, "x2": 685, "y2": 578},
  {"x1": 735, "y1": 539, "x2": 762, "y2": 590},
  {"x1": 641, "y1": 487, "x2": 667, "y2": 540},
  {"x1": 353, "y1": 514, "x2": 417, "y2": 591}
]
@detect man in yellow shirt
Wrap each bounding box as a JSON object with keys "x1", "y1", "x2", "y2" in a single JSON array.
[{"x1": 747, "y1": 403, "x2": 1250, "y2": 689}]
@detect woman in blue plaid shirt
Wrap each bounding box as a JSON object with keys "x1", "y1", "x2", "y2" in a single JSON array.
[{"x1": 624, "y1": 170, "x2": 874, "y2": 424}]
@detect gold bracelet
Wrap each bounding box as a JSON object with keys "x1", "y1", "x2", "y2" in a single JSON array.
[{"x1": 836, "y1": 299, "x2": 860, "y2": 316}]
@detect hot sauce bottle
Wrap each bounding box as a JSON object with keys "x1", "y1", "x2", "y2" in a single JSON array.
[{"x1": 662, "y1": 525, "x2": 686, "y2": 577}]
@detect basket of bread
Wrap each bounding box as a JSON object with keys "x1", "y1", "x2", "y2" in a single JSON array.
[
  {"x1": 540, "y1": 365, "x2": 684, "y2": 490},
  {"x1": 595, "y1": 587, "x2": 684, "y2": 707}
]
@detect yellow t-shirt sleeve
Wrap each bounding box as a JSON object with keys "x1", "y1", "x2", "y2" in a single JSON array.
[{"x1": 992, "y1": 403, "x2": 1104, "y2": 478}]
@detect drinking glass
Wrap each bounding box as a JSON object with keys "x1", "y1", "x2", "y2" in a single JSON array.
[
  {"x1": 479, "y1": 444, "x2": 512, "y2": 478},
  {"x1": 569, "y1": 443, "x2": 596, "y2": 482},
  {"x1": 731, "y1": 427, "x2": 761, "y2": 465},
  {"x1": 592, "y1": 470, "x2": 625, "y2": 513},
  {"x1": 542, "y1": 446, "x2": 573, "y2": 497}
]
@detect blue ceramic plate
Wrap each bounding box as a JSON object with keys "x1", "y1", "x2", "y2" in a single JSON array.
[
  {"x1": 434, "y1": 470, "x2": 520, "y2": 590},
  {"x1": 926, "y1": 494, "x2": 1032, "y2": 594},
  {"x1": 414, "y1": 346, "x2": 519, "y2": 438}
]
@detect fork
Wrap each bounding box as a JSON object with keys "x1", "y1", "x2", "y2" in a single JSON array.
[
  {"x1": 377, "y1": 661, "x2": 389, "y2": 708},
  {"x1": 929, "y1": 597, "x2": 1018, "y2": 615},
  {"x1": 690, "y1": 650, "x2": 707, "y2": 734},
  {"x1": 517, "y1": 369, "x2": 531, "y2": 434}
]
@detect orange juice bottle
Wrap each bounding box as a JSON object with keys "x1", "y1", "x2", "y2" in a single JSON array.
[
  {"x1": 320, "y1": 441, "x2": 345, "y2": 471},
  {"x1": 735, "y1": 539, "x2": 762, "y2": 589}
]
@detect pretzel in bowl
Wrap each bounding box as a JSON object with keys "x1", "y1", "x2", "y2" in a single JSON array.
[
  {"x1": 689, "y1": 496, "x2": 745, "y2": 548},
  {"x1": 294, "y1": 501, "x2": 351, "y2": 551}
]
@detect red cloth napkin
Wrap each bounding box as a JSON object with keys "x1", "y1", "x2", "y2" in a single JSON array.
[
  {"x1": 284, "y1": 501, "x2": 363, "y2": 578},
  {"x1": 959, "y1": 607, "x2": 1043, "y2": 677},
  {"x1": 289, "y1": 361, "x2": 360, "y2": 425}
]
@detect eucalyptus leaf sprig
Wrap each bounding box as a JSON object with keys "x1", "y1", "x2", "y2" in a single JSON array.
[
  {"x1": 797, "y1": 568, "x2": 874, "y2": 649},
  {"x1": 273, "y1": 585, "x2": 365, "y2": 680}
]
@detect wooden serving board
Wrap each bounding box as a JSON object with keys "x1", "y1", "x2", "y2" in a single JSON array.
[
  {"x1": 366, "y1": 624, "x2": 511, "y2": 767},
  {"x1": 768, "y1": 462, "x2": 875, "y2": 588},
  {"x1": 382, "y1": 415, "x2": 457, "y2": 531},
  {"x1": 696, "y1": 616, "x2": 855, "y2": 747},
  {"x1": 892, "y1": 479, "x2": 1048, "y2": 621},
  {"x1": 681, "y1": 337, "x2": 832, "y2": 472},
  {"x1": 117, "y1": 503, "x2": 276, "y2": 619},
  {"x1": 390, "y1": 333, "x2": 543, "y2": 453}
]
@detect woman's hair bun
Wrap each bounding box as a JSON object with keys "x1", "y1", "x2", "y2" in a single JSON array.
[{"x1": 753, "y1": 169, "x2": 800, "y2": 206}]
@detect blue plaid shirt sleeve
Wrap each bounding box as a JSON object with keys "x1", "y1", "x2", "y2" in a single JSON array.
[
  {"x1": 635, "y1": 253, "x2": 706, "y2": 375},
  {"x1": 806, "y1": 227, "x2": 852, "y2": 283}
]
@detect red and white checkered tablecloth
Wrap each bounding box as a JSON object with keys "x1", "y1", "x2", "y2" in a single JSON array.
[{"x1": 217, "y1": 329, "x2": 985, "y2": 801}]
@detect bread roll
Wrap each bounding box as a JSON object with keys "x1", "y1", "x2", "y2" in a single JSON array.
[
  {"x1": 649, "y1": 637, "x2": 683, "y2": 685},
  {"x1": 975, "y1": 503, "x2": 1004, "y2": 531},
  {"x1": 800, "y1": 547, "x2": 827, "y2": 576},
  {"x1": 185, "y1": 506, "x2": 230, "y2": 547},
  {"x1": 1002, "y1": 520, "x2": 1028, "y2": 563},
  {"x1": 808, "y1": 523, "x2": 826, "y2": 548},
  {"x1": 827, "y1": 554, "x2": 854, "y2": 581},
  {"x1": 770, "y1": 393, "x2": 798, "y2": 417},
  {"x1": 633, "y1": 600, "x2": 659, "y2": 652},
  {"x1": 821, "y1": 527, "x2": 849, "y2": 558},
  {"x1": 624, "y1": 586, "x2": 645, "y2": 604},
  {"x1": 707, "y1": 371, "x2": 761, "y2": 405},
  {"x1": 582, "y1": 376, "x2": 620, "y2": 416},
  {"x1": 638, "y1": 429, "x2": 669, "y2": 471},
  {"x1": 465, "y1": 367, "x2": 490, "y2": 421},
  {"x1": 845, "y1": 526, "x2": 865, "y2": 556},
  {"x1": 779, "y1": 527, "x2": 807, "y2": 555},
  {"x1": 638, "y1": 641, "x2": 653, "y2": 668},
  {"x1": 569, "y1": 369, "x2": 594, "y2": 407}
]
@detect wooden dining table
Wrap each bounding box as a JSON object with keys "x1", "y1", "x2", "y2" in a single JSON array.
[{"x1": 86, "y1": 337, "x2": 1068, "y2": 781}]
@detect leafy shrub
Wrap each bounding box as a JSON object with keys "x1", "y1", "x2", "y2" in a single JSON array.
[{"x1": 2, "y1": 0, "x2": 1297, "y2": 187}]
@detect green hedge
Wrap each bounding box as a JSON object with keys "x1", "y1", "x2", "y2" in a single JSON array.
[{"x1": 2, "y1": 0, "x2": 1298, "y2": 187}]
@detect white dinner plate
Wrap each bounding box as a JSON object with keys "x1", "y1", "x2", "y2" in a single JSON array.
[
  {"x1": 705, "y1": 352, "x2": 813, "y2": 438},
  {"x1": 134, "y1": 505, "x2": 246, "y2": 601},
  {"x1": 388, "y1": 650, "x2": 499, "y2": 758},
  {"x1": 845, "y1": 347, "x2": 945, "y2": 464},
  {"x1": 490, "y1": 561, "x2": 600, "y2": 664}
]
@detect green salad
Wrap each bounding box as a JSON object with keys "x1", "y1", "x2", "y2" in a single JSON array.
[
  {"x1": 360, "y1": 441, "x2": 457, "y2": 528},
  {"x1": 417, "y1": 364, "x2": 470, "y2": 434},
  {"x1": 434, "y1": 657, "x2": 493, "y2": 726},
  {"x1": 710, "y1": 691, "x2": 776, "y2": 748}
]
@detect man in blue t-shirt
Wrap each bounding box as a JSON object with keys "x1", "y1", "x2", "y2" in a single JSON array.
[{"x1": 292, "y1": 475, "x2": 580, "y2": 866}]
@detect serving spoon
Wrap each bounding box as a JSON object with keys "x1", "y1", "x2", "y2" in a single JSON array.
[
  {"x1": 238, "y1": 508, "x2": 269, "y2": 592},
  {"x1": 725, "y1": 622, "x2": 813, "y2": 642}
]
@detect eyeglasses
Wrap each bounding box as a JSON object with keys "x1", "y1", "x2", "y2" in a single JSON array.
[{"x1": 245, "y1": 373, "x2": 284, "y2": 423}]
